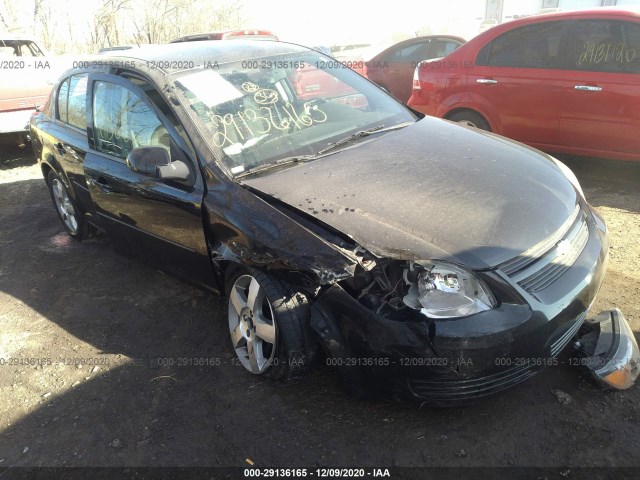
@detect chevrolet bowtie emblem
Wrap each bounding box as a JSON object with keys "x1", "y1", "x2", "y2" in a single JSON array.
[{"x1": 556, "y1": 239, "x2": 572, "y2": 256}]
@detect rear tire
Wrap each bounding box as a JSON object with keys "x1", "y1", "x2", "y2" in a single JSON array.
[
  {"x1": 226, "y1": 268, "x2": 318, "y2": 381},
  {"x1": 46, "y1": 170, "x2": 89, "y2": 240},
  {"x1": 449, "y1": 111, "x2": 491, "y2": 131}
]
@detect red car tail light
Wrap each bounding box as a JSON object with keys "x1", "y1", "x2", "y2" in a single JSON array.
[
  {"x1": 412, "y1": 66, "x2": 436, "y2": 92},
  {"x1": 412, "y1": 67, "x2": 421, "y2": 90}
]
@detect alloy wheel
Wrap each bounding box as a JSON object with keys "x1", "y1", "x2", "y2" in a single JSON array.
[
  {"x1": 228, "y1": 274, "x2": 277, "y2": 374},
  {"x1": 457, "y1": 119, "x2": 478, "y2": 128},
  {"x1": 51, "y1": 178, "x2": 78, "y2": 234}
]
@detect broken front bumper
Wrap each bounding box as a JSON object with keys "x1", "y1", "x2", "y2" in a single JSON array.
[
  {"x1": 575, "y1": 308, "x2": 640, "y2": 390},
  {"x1": 309, "y1": 204, "x2": 611, "y2": 404}
]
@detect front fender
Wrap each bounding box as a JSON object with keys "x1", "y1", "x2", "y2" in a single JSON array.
[{"x1": 203, "y1": 179, "x2": 359, "y2": 290}]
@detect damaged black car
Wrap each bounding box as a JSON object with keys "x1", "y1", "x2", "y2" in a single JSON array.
[{"x1": 29, "y1": 41, "x2": 639, "y2": 404}]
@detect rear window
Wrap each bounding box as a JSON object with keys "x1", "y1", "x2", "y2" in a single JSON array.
[
  {"x1": 477, "y1": 21, "x2": 564, "y2": 69},
  {"x1": 573, "y1": 20, "x2": 640, "y2": 74}
]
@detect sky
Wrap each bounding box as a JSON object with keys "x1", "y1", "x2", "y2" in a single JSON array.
[
  {"x1": 242, "y1": 0, "x2": 487, "y2": 46},
  {"x1": 1, "y1": 0, "x2": 485, "y2": 49}
]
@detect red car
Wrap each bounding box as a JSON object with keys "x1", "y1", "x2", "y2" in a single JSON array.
[
  {"x1": 408, "y1": 9, "x2": 640, "y2": 162},
  {"x1": 364, "y1": 36, "x2": 464, "y2": 103},
  {"x1": 170, "y1": 29, "x2": 278, "y2": 43}
]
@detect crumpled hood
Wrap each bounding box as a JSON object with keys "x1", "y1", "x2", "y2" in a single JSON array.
[{"x1": 242, "y1": 117, "x2": 578, "y2": 270}]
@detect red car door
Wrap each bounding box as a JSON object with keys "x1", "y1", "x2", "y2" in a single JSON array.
[
  {"x1": 466, "y1": 20, "x2": 568, "y2": 147},
  {"x1": 560, "y1": 18, "x2": 640, "y2": 158}
]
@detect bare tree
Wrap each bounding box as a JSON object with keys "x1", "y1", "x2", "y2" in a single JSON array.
[
  {"x1": 132, "y1": 0, "x2": 244, "y2": 44},
  {"x1": 132, "y1": 0, "x2": 190, "y2": 44},
  {"x1": 1, "y1": 0, "x2": 244, "y2": 53},
  {"x1": 0, "y1": 0, "x2": 23, "y2": 31},
  {"x1": 86, "y1": 0, "x2": 130, "y2": 51},
  {"x1": 33, "y1": 0, "x2": 55, "y2": 50}
]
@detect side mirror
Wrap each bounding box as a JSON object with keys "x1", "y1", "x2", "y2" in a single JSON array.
[
  {"x1": 157, "y1": 160, "x2": 190, "y2": 181},
  {"x1": 126, "y1": 146, "x2": 170, "y2": 175},
  {"x1": 126, "y1": 146, "x2": 190, "y2": 181}
]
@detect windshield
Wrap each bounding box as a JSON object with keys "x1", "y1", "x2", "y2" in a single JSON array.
[{"x1": 172, "y1": 50, "x2": 416, "y2": 176}]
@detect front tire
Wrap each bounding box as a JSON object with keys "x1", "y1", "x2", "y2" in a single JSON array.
[
  {"x1": 226, "y1": 269, "x2": 318, "y2": 381},
  {"x1": 46, "y1": 170, "x2": 89, "y2": 240},
  {"x1": 449, "y1": 111, "x2": 491, "y2": 131}
]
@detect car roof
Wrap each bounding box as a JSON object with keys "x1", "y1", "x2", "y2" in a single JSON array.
[
  {"x1": 386, "y1": 35, "x2": 466, "y2": 49},
  {"x1": 521, "y1": 7, "x2": 639, "y2": 21},
  {"x1": 95, "y1": 40, "x2": 309, "y2": 74},
  {"x1": 468, "y1": 8, "x2": 640, "y2": 45},
  {"x1": 368, "y1": 35, "x2": 466, "y2": 61},
  {"x1": 490, "y1": 7, "x2": 640, "y2": 31},
  {"x1": 0, "y1": 34, "x2": 38, "y2": 41}
]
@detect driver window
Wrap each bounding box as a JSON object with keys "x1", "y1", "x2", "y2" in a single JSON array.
[{"x1": 92, "y1": 81, "x2": 171, "y2": 159}]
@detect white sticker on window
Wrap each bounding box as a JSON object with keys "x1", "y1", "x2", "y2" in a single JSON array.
[{"x1": 177, "y1": 70, "x2": 243, "y2": 107}]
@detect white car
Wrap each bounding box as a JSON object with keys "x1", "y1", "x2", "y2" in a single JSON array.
[{"x1": 0, "y1": 35, "x2": 55, "y2": 141}]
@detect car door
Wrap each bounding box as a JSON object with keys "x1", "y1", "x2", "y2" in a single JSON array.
[
  {"x1": 560, "y1": 18, "x2": 640, "y2": 157},
  {"x1": 83, "y1": 73, "x2": 214, "y2": 288},
  {"x1": 46, "y1": 73, "x2": 96, "y2": 215},
  {"x1": 468, "y1": 20, "x2": 568, "y2": 146}
]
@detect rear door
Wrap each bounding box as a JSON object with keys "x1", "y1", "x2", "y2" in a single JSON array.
[
  {"x1": 46, "y1": 73, "x2": 95, "y2": 215},
  {"x1": 83, "y1": 73, "x2": 214, "y2": 288},
  {"x1": 560, "y1": 18, "x2": 640, "y2": 157},
  {"x1": 468, "y1": 20, "x2": 568, "y2": 146}
]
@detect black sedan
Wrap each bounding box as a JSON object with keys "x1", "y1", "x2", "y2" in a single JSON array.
[{"x1": 29, "y1": 41, "x2": 636, "y2": 403}]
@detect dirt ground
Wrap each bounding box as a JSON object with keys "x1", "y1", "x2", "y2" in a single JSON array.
[{"x1": 0, "y1": 140, "x2": 639, "y2": 478}]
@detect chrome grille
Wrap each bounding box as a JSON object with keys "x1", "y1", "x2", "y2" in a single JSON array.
[{"x1": 499, "y1": 205, "x2": 589, "y2": 294}]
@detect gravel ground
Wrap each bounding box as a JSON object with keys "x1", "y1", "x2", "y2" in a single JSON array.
[{"x1": 0, "y1": 142, "x2": 639, "y2": 478}]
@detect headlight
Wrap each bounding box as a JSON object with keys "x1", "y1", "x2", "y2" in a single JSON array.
[
  {"x1": 551, "y1": 156, "x2": 584, "y2": 199},
  {"x1": 415, "y1": 262, "x2": 496, "y2": 318}
]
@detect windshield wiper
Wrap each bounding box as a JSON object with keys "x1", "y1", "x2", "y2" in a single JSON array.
[
  {"x1": 315, "y1": 121, "x2": 414, "y2": 156},
  {"x1": 234, "y1": 122, "x2": 414, "y2": 179},
  {"x1": 235, "y1": 154, "x2": 318, "y2": 178}
]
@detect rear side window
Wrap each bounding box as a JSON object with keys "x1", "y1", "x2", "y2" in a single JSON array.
[
  {"x1": 573, "y1": 20, "x2": 639, "y2": 74},
  {"x1": 477, "y1": 21, "x2": 564, "y2": 68},
  {"x1": 57, "y1": 80, "x2": 69, "y2": 123},
  {"x1": 432, "y1": 40, "x2": 460, "y2": 58},
  {"x1": 56, "y1": 73, "x2": 88, "y2": 130},
  {"x1": 386, "y1": 42, "x2": 431, "y2": 63}
]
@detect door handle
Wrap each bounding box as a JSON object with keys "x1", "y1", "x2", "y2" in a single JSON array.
[
  {"x1": 574, "y1": 85, "x2": 602, "y2": 92},
  {"x1": 477, "y1": 78, "x2": 498, "y2": 84},
  {"x1": 55, "y1": 142, "x2": 66, "y2": 155},
  {"x1": 88, "y1": 178, "x2": 113, "y2": 193}
]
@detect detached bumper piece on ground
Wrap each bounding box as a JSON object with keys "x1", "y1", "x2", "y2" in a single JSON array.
[{"x1": 574, "y1": 308, "x2": 640, "y2": 390}]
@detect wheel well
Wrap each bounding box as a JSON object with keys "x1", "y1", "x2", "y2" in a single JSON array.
[
  {"x1": 444, "y1": 107, "x2": 486, "y2": 122},
  {"x1": 41, "y1": 161, "x2": 53, "y2": 180}
]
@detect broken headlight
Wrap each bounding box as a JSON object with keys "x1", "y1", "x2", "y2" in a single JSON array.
[{"x1": 406, "y1": 262, "x2": 496, "y2": 319}]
